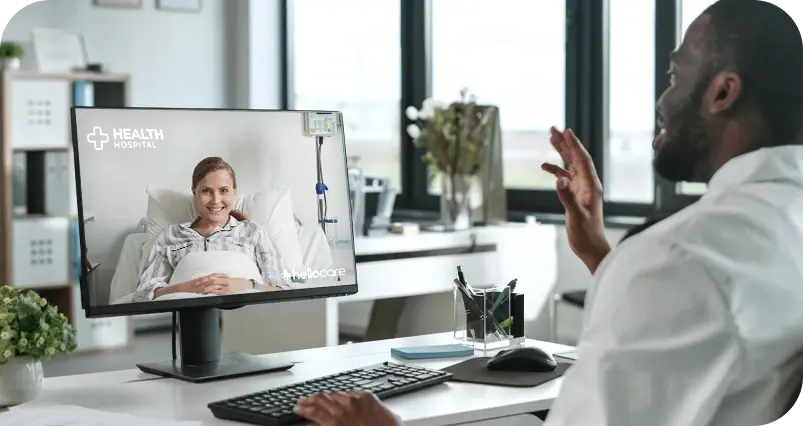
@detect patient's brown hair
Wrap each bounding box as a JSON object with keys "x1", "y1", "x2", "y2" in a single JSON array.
[{"x1": 191, "y1": 156, "x2": 248, "y2": 221}]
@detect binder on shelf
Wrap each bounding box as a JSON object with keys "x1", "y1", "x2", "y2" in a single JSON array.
[
  {"x1": 12, "y1": 152, "x2": 27, "y2": 215},
  {"x1": 73, "y1": 81, "x2": 95, "y2": 107},
  {"x1": 24, "y1": 151, "x2": 71, "y2": 216},
  {"x1": 45, "y1": 151, "x2": 71, "y2": 215},
  {"x1": 71, "y1": 218, "x2": 80, "y2": 283},
  {"x1": 70, "y1": 81, "x2": 93, "y2": 215},
  {"x1": 24, "y1": 151, "x2": 46, "y2": 215}
]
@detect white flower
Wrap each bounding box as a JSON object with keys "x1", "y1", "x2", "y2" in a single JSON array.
[
  {"x1": 419, "y1": 98, "x2": 435, "y2": 119},
  {"x1": 46, "y1": 347, "x2": 55, "y2": 356},
  {"x1": 406, "y1": 124, "x2": 421, "y2": 139},
  {"x1": 405, "y1": 106, "x2": 419, "y2": 121},
  {"x1": 0, "y1": 332, "x2": 9, "y2": 340},
  {"x1": 19, "y1": 338, "x2": 27, "y2": 347},
  {"x1": 39, "y1": 298, "x2": 47, "y2": 306},
  {"x1": 3, "y1": 350, "x2": 11, "y2": 359},
  {"x1": 419, "y1": 98, "x2": 448, "y2": 120}
]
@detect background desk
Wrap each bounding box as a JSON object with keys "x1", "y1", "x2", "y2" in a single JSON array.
[
  {"x1": 18, "y1": 333, "x2": 573, "y2": 426},
  {"x1": 221, "y1": 223, "x2": 558, "y2": 355}
]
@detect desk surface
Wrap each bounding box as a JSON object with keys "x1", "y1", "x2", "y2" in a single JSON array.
[{"x1": 19, "y1": 333, "x2": 574, "y2": 426}]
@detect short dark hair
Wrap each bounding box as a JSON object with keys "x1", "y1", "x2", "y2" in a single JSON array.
[{"x1": 702, "y1": 0, "x2": 803, "y2": 145}]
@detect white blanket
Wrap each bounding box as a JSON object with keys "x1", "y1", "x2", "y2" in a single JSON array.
[
  {"x1": 153, "y1": 251, "x2": 263, "y2": 301},
  {"x1": 168, "y1": 251, "x2": 262, "y2": 284}
]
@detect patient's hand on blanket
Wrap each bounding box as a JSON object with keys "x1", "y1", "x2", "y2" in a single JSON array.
[
  {"x1": 204, "y1": 276, "x2": 283, "y2": 293},
  {"x1": 155, "y1": 273, "x2": 248, "y2": 298},
  {"x1": 153, "y1": 274, "x2": 284, "y2": 299}
]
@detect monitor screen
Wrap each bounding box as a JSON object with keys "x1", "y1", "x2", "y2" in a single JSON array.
[{"x1": 71, "y1": 107, "x2": 357, "y2": 317}]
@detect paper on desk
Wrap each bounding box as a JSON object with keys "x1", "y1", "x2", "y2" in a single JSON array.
[{"x1": 0, "y1": 403, "x2": 202, "y2": 426}]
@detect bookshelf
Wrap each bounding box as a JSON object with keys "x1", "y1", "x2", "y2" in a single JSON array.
[{"x1": 0, "y1": 71, "x2": 133, "y2": 354}]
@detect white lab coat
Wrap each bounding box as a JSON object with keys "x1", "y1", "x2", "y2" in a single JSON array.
[{"x1": 545, "y1": 146, "x2": 803, "y2": 426}]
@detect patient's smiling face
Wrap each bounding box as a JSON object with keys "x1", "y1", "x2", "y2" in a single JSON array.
[{"x1": 193, "y1": 169, "x2": 235, "y2": 227}]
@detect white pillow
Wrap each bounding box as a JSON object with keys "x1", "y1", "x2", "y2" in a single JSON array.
[
  {"x1": 168, "y1": 251, "x2": 262, "y2": 284},
  {"x1": 235, "y1": 190, "x2": 305, "y2": 273},
  {"x1": 142, "y1": 186, "x2": 306, "y2": 274}
]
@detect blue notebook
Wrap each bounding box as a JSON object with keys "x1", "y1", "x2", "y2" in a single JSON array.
[{"x1": 390, "y1": 344, "x2": 474, "y2": 360}]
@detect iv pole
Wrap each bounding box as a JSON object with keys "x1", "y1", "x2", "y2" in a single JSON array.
[
  {"x1": 314, "y1": 135, "x2": 328, "y2": 233},
  {"x1": 314, "y1": 134, "x2": 341, "y2": 282}
]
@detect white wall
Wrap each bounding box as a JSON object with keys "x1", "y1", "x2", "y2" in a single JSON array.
[
  {"x1": 73, "y1": 108, "x2": 352, "y2": 303},
  {"x1": 4, "y1": 0, "x2": 224, "y2": 107},
  {"x1": 3, "y1": 0, "x2": 283, "y2": 109}
]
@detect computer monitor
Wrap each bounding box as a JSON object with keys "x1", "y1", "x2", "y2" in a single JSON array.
[{"x1": 70, "y1": 107, "x2": 357, "y2": 382}]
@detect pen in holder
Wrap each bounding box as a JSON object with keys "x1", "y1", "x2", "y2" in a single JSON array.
[{"x1": 452, "y1": 280, "x2": 517, "y2": 351}]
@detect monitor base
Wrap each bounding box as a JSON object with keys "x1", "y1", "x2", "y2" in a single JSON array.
[{"x1": 136, "y1": 352, "x2": 294, "y2": 383}]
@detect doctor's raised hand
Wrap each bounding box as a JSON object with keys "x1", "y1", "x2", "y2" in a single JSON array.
[
  {"x1": 293, "y1": 392, "x2": 400, "y2": 426},
  {"x1": 541, "y1": 127, "x2": 611, "y2": 273}
]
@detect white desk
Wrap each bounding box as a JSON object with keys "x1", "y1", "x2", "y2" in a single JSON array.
[
  {"x1": 221, "y1": 223, "x2": 559, "y2": 354},
  {"x1": 16, "y1": 333, "x2": 573, "y2": 425}
]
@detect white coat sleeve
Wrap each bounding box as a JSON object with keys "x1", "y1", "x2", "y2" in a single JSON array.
[{"x1": 544, "y1": 240, "x2": 744, "y2": 426}]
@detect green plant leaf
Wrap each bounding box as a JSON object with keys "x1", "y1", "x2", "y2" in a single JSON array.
[{"x1": 0, "y1": 286, "x2": 77, "y2": 363}]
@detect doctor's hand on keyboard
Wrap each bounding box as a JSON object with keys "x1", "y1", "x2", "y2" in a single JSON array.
[{"x1": 293, "y1": 391, "x2": 400, "y2": 426}]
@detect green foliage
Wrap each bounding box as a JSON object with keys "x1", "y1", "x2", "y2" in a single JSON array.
[
  {"x1": 0, "y1": 286, "x2": 77, "y2": 362},
  {"x1": 408, "y1": 88, "x2": 496, "y2": 179},
  {"x1": 0, "y1": 42, "x2": 24, "y2": 59}
]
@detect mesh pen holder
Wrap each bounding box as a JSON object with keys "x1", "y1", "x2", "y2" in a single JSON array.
[{"x1": 453, "y1": 284, "x2": 515, "y2": 351}]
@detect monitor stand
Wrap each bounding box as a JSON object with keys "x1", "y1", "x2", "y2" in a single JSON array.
[{"x1": 136, "y1": 307, "x2": 294, "y2": 383}]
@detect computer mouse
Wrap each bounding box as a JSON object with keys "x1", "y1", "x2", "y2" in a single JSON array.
[{"x1": 485, "y1": 347, "x2": 558, "y2": 372}]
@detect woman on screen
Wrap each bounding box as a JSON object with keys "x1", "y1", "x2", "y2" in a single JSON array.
[{"x1": 133, "y1": 157, "x2": 291, "y2": 302}]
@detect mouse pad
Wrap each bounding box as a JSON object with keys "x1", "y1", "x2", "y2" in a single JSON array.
[{"x1": 441, "y1": 357, "x2": 571, "y2": 388}]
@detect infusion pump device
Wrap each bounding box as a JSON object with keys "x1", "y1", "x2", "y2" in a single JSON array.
[{"x1": 303, "y1": 112, "x2": 338, "y2": 137}]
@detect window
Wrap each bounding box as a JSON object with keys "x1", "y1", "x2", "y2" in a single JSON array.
[
  {"x1": 675, "y1": 0, "x2": 714, "y2": 196},
  {"x1": 287, "y1": 0, "x2": 402, "y2": 190},
  {"x1": 428, "y1": 0, "x2": 566, "y2": 192},
  {"x1": 285, "y1": 0, "x2": 803, "y2": 219},
  {"x1": 607, "y1": 0, "x2": 656, "y2": 203}
]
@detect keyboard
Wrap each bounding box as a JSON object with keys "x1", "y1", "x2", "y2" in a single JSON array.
[{"x1": 208, "y1": 362, "x2": 453, "y2": 425}]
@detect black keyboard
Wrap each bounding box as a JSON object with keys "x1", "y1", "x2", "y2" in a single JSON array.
[{"x1": 208, "y1": 362, "x2": 452, "y2": 425}]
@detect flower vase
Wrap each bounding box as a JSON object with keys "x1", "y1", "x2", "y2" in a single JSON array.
[
  {"x1": 0, "y1": 356, "x2": 43, "y2": 407},
  {"x1": 0, "y1": 58, "x2": 20, "y2": 71},
  {"x1": 440, "y1": 174, "x2": 472, "y2": 231}
]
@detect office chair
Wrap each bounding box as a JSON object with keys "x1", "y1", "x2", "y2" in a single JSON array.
[
  {"x1": 549, "y1": 289, "x2": 587, "y2": 342},
  {"x1": 549, "y1": 213, "x2": 673, "y2": 343},
  {"x1": 775, "y1": 368, "x2": 803, "y2": 425}
]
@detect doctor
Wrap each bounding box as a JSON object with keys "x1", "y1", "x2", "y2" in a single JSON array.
[{"x1": 292, "y1": 0, "x2": 803, "y2": 425}]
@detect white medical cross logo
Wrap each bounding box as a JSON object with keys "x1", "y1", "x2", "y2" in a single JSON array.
[{"x1": 87, "y1": 127, "x2": 109, "y2": 150}]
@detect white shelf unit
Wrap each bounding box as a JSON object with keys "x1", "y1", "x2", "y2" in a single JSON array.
[{"x1": 0, "y1": 71, "x2": 134, "y2": 354}]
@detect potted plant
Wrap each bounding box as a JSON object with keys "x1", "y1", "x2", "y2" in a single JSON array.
[
  {"x1": 0, "y1": 41, "x2": 24, "y2": 71},
  {"x1": 406, "y1": 89, "x2": 497, "y2": 231},
  {"x1": 0, "y1": 286, "x2": 77, "y2": 407}
]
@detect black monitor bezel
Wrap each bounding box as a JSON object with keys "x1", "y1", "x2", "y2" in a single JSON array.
[{"x1": 70, "y1": 106, "x2": 358, "y2": 318}]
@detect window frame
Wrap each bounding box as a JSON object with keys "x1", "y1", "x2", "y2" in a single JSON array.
[
  {"x1": 280, "y1": 0, "x2": 685, "y2": 222},
  {"x1": 654, "y1": 0, "x2": 701, "y2": 213},
  {"x1": 279, "y1": 0, "x2": 290, "y2": 110}
]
